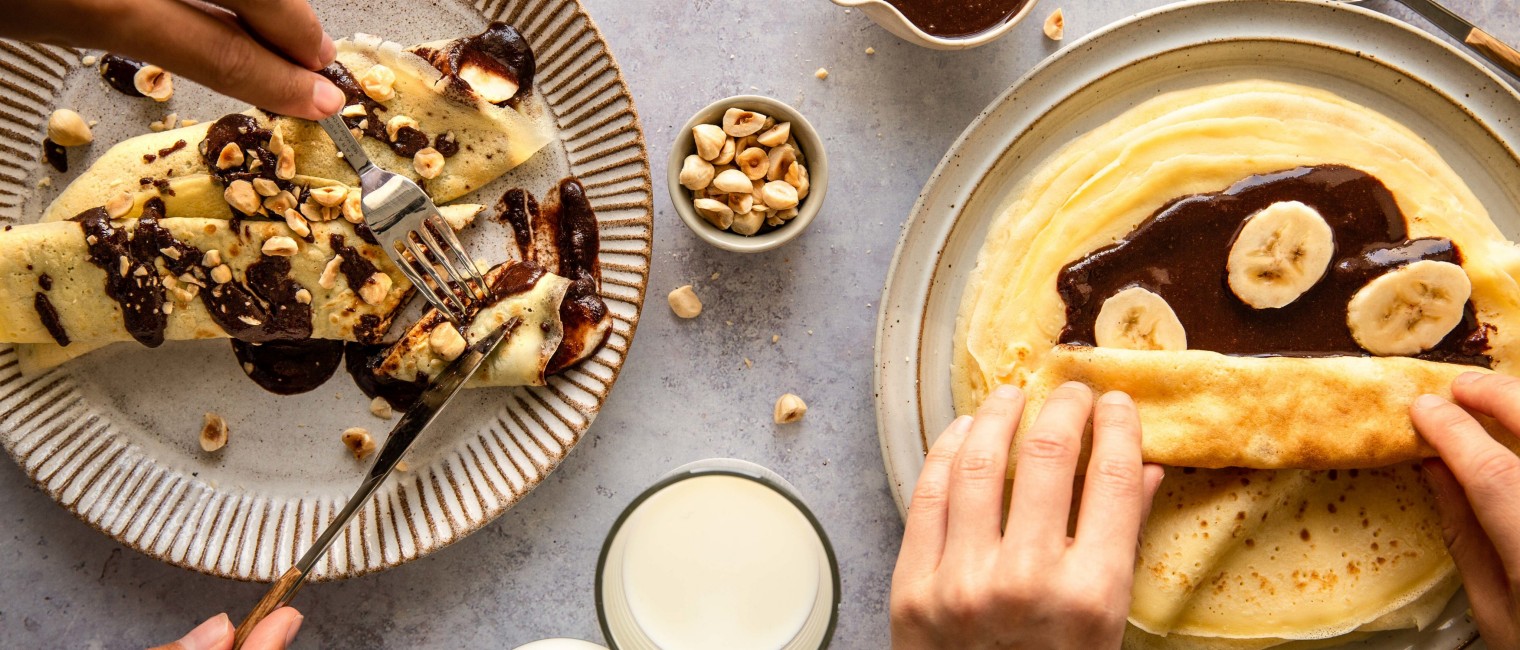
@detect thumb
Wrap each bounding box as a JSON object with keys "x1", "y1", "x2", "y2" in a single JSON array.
[{"x1": 149, "y1": 613, "x2": 232, "y2": 650}]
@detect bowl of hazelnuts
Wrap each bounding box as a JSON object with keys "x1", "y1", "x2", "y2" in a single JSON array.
[{"x1": 667, "y1": 95, "x2": 827, "y2": 253}]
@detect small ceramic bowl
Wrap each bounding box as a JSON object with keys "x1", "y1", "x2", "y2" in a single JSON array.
[
  {"x1": 668, "y1": 95, "x2": 827, "y2": 254},
  {"x1": 830, "y1": 0, "x2": 1039, "y2": 50}
]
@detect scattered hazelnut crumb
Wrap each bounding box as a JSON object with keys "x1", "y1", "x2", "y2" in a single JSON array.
[
  {"x1": 80, "y1": 54, "x2": 97, "y2": 66},
  {"x1": 370, "y1": 396, "x2": 394, "y2": 420},
  {"x1": 395, "y1": 459, "x2": 410, "y2": 472},
  {"x1": 36, "y1": 176, "x2": 51, "y2": 188},
  {"x1": 866, "y1": 47, "x2": 876, "y2": 55},
  {"x1": 814, "y1": 68, "x2": 829, "y2": 80},
  {"x1": 774, "y1": 393, "x2": 808, "y2": 424},
  {"x1": 743, "y1": 357, "x2": 753, "y2": 369},
  {"x1": 668, "y1": 285, "x2": 702, "y2": 318},
  {"x1": 1044, "y1": 8, "x2": 1065, "y2": 41},
  {"x1": 342, "y1": 427, "x2": 377, "y2": 460},
  {"x1": 180, "y1": 119, "x2": 199, "y2": 127},
  {"x1": 710, "y1": 272, "x2": 721, "y2": 281},
  {"x1": 200, "y1": 412, "x2": 229, "y2": 452},
  {"x1": 772, "y1": 334, "x2": 780, "y2": 344}
]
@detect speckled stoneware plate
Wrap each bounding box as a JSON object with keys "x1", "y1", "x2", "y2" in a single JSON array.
[
  {"x1": 874, "y1": 0, "x2": 1520, "y2": 646},
  {"x1": 0, "y1": 0, "x2": 651, "y2": 581}
]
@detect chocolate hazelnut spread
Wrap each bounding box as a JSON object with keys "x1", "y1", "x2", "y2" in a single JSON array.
[
  {"x1": 1057, "y1": 165, "x2": 1491, "y2": 366},
  {"x1": 34, "y1": 292, "x2": 67, "y2": 346},
  {"x1": 546, "y1": 178, "x2": 607, "y2": 374},
  {"x1": 415, "y1": 22, "x2": 535, "y2": 107},
  {"x1": 97, "y1": 54, "x2": 148, "y2": 97},
  {"x1": 233, "y1": 339, "x2": 344, "y2": 395},
  {"x1": 885, "y1": 0, "x2": 1032, "y2": 38},
  {"x1": 43, "y1": 139, "x2": 67, "y2": 173}
]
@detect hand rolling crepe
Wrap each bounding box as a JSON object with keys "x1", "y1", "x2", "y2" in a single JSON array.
[{"x1": 947, "y1": 81, "x2": 1518, "y2": 645}]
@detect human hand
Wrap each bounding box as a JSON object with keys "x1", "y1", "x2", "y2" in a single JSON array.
[
  {"x1": 1410, "y1": 372, "x2": 1520, "y2": 650},
  {"x1": 148, "y1": 607, "x2": 302, "y2": 650},
  {"x1": 0, "y1": 0, "x2": 343, "y2": 120},
  {"x1": 889, "y1": 383, "x2": 1165, "y2": 650}
]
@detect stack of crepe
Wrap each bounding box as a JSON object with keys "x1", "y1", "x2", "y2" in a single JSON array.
[
  {"x1": 0, "y1": 28, "x2": 605, "y2": 390},
  {"x1": 951, "y1": 81, "x2": 1520, "y2": 646}
]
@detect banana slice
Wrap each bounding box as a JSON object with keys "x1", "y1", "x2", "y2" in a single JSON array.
[
  {"x1": 1227, "y1": 200, "x2": 1336, "y2": 309},
  {"x1": 1347, "y1": 260, "x2": 1472, "y2": 356},
  {"x1": 1094, "y1": 287, "x2": 1187, "y2": 351}
]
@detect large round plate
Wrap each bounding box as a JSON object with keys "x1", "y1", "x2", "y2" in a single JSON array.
[
  {"x1": 0, "y1": 0, "x2": 651, "y2": 580},
  {"x1": 874, "y1": 0, "x2": 1520, "y2": 646}
]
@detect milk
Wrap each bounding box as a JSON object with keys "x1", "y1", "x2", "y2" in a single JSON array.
[{"x1": 604, "y1": 472, "x2": 831, "y2": 650}]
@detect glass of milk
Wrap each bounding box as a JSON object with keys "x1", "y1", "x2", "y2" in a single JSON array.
[{"x1": 596, "y1": 458, "x2": 840, "y2": 650}]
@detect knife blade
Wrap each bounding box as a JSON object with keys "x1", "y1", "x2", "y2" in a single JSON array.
[{"x1": 1395, "y1": 0, "x2": 1520, "y2": 81}]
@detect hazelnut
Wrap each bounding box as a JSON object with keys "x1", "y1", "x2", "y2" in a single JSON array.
[
  {"x1": 263, "y1": 190, "x2": 296, "y2": 215},
  {"x1": 386, "y1": 114, "x2": 419, "y2": 141},
  {"x1": 756, "y1": 122, "x2": 791, "y2": 148},
  {"x1": 294, "y1": 288, "x2": 312, "y2": 304},
  {"x1": 692, "y1": 198, "x2": 734, "y2": 230},
  {"x1": 359, "y1": 64, "x2": 397, "y2": 102},
  {"x1": 727, "y1": 191, "x2": 754, "y2": 215},
  {"x1": 261, "y1": 236, "x2": 299, "y2": 256},
  {"x1": 134, "y1": 65, "x2": 173, "y2": 101},
  {"x1": 46, "y1": 109, "x2": 92, "y2": 146},
  {"x1": 712, "y1": 137, "x2": 737, "y2": 166},
  {"x1": 202, "y1": 249, "x2": 223, "y2": 267},
  {"x1": 1044, "y1": 8, "x2": 1065, "y2": 41},
  {"x1": 342, "y1": 427, "x2": 377, "y2": 460},
  {"x1": 761, "y1": 181, "x2": 799, "y2": 210},
  {"x1": 712, "y1": 169, "x2": 752, "y2": 194},
  {"x1": 214, "y1": 143, "x2": 244, "y2": 169},
  {"x1": 370, "y1": 396, "x2": 394, "y2": 420},
  {"x1": 200, "y1": 412, "x2": 229, "y2": 452},
  {"x1": 692, "y1": 124, "x2": 725, "y2": 161},
  {"x1": 679, "y1": 155, "x2": 714, "y2": 191},
  {"x1": 413, "y1": 147, "x2": 445, "y2": 179},
  {"x1": 775, "y1": 206, "x2": 799, "y2": 222},
  {"x1": 104, "y1": 192, "x2": 133, "y2": 219},
  {"x1": 773, "y1": 393, "x2": 808, "y2": 424},
  {"x1": 275, "y1": 145, "x2": 296, "y2": 180},
  {"x1": 786, "y1": 163, "x2": 810, "y2": 200},
  {"x1": 731, "y1": 210, "x2": 764, "y2": 236},
  {"x1": 766, "y1": 145, "x2": 797, "y2": 182},
  {"x1": 814, "y1": 68, "x2": 829, "y2": 80},
  {"x1": 309, "y1": 185, "x2": 347, "y2": 207},
  {"x1": 428, "y1": 323, "x2": 467, "y2": 360},
  {"x1": 252, "y1": 178, "x2": 280, "y2": 197},
  {"x1": 668, "y1": 285, "x2": 702, "y2": 318},
  {"x1": 736, "y1": 147, "x2": 769, "y2": 180},
  {"x1": 342, "y1": 193, "x2": 364, "y2": 224},
  {"x1": 223, "y1": 180, "x2": 262, "y2": 215},
  {"x1": 319, "y1": 255, "x2": 343, "y2": 289},
  {"x1": 282, "y1": 208, "x2": 311, "y2": 238},
  {"x1": 210, "y1": 264, "x2": 233, "y2": 284},
  {"x1": 358, "y1": 272, "x2": 392, "y2": 305},
  {"x1": 340, "y1": 104, "x2": 368, "y2": 118},
  {"x1": 722, "y1": 108, "x2": 767, "y2": 138}
]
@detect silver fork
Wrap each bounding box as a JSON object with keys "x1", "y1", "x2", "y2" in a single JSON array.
[{"x1": 317, "y1": 115, "x2": 487, "y2": 323}]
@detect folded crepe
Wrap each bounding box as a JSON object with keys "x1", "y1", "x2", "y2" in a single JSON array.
[{"x1": 947, "y1": 80, "x2": 1514, "y2": 645}]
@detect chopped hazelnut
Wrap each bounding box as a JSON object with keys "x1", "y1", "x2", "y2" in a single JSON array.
[
  {"x1": 814, "y1": 68, "x2": 829, "y2": 80},
  {"x1": 1044, "y1": 8, "x2": 1065, "y2": 41},
  {"x1": 214, "y1": 142, "x2": 244, "y2": 169},
  {"x1": 282, "y1": 208, "x2": 311, "y2": 238},
  {"x1": 223, "y1": 180, "x2": 262, "y2": 215},
  {"x1": 341, "y1": 427, "x2": 376, "y2": 460},
  {"x1": 261, "y1": 236, "x2": 299, "y2": 257},
  {"x1": 294, "y1": 288, "x2": 312, "y2": 304},
  {"x1": 252, "y1": 178, "x2": 280, "y2": 197},
  {"x1": 134, "y1": 65, "x2": 173, "y2": 101},
  {"x1": 275, "y1": 145, "x2": 296, "y2": 180},
  {"x1": 46, "y1": 109, "x2": 92, "y2": 147},
  {"x1": 341, "y1": 193, "x2": 364, "y2": 224},
  {"x1": 428, "y1": 323, "x2": 467, "y2": 361},
  {"x1": 756, "y1": 122, "x2": 791, "y2": 149},
  {"x1": 200, "y1": 412, "x2": 229, "y2": 452},
  {"x1": 370, "y1": 396, "x2": 394, "y2": 420},
  {"x1": 309, "y1": 185, "x2": 346, "y2": 207},
  {"x1": 358, "y1": 272, "x2": 392, "y2": 305},
  {"x1": 386, "y1": 115, "x2": 419, "y2": 141},
  {"x1": 692, "y1": 124, "x2": 725, "y2": 161},
  {"x1": 104, "y1": 192, "x2": 133, "y2": 219},
  {"x1": 413, "y1": 147, "x2": 445, "y2": 179},
  {"x1": 202, "y1": 249, "x2": 223, "y2": 267},
  {"x1": 721, "y1": 108, "x2": 768, "y2": 138},
  {"x1": 210, "y1": 264, "x2": 233, "y2": 284},
  {"x1": 679, "y1": 155, "x2": 714, "y2": 191},
  {"x1": 263, "y1": 190, "x2": 296, "y2": 215},
  {"x1": 773, "y1": 393, "x2": 808, "y2": 424},
  {"x1": 668, "y1": 285, "x2": 702, "y2": 319},
  {"x1": 761, "y1": 181, "x2": 799, "y2": 210},
  {"x1": 359, "y1": 64, "x2": 397, "y2": 102},
  {"x1": 340, "y1": 104, "x2": 368, "y2": 118},
  {"x1": 319, "y1": 255, "x2": 343, "y2": 289}
]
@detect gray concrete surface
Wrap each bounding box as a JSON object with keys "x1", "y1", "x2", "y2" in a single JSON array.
[{"x1": 2, "y1": 0, "x2": 1517, "y2": 647}]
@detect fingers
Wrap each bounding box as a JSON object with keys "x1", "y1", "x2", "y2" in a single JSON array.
[
  {"x1": 1006, "y1": 382, "x2": 1092, "y2": 555},
  {"x1": 206, "y1": 0, "x2": 336, "y2": 70},
  {"x1": 897, "y1": 415, "x2": 974, "y2": 579},
  {"x1": 83, "y1": 0, "x2": 343, "y2": 119},
  {"x1": 944, "y1": 385, "x2": 1026, "y2": 557},
  {"x1": 1422, "y1": 460, "x2": 1516, "y2": 639},
  {"x1": 1074, "y1": 392, "x2": 1148, "y2": 570},
  {"x1": 1453, "y1": 372, "x2": 1520, "y2": 435},
  {"x1": 239, "y1": 607, "x2": 304, "y2": 650},
  {"x1": 1411, "y1": 393, "x2": 1520, "y2": 562},
  {"x1": 149, "y1": 613, "x2": 231, "y2": 650}
]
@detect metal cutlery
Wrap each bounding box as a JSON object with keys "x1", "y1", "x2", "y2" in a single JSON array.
[{"x1": 1348, "y1": 0, "x2": 1520, "y2": 82}]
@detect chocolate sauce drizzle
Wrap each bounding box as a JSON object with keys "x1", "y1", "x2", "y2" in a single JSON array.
[
  {"x1": 34, "y1": 293, "x2": 68, "y2": 346},
  {"x1": 43, "y1": 139, "x2": 67, "y2": 173},
  {"x1": 97, "y1": 54, "x2": 148, "y2": 97},
  {"x1": 233, "y1": 339, "x2": 344, "y2": 395},
  {"x1": 316, "y1": 63, "x2": 457, "y2": 159},
  {"x1": 1057, "y1": 165, "x2": 1491, "y2": 366}
]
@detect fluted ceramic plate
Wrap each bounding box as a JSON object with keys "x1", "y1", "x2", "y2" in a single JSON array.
[
  {"x1": 875, "y1": 0, "x2": 1520, "y2": 647},
  {"x1": 0, "y1": 0, "x2": 651, "y2": 581}
]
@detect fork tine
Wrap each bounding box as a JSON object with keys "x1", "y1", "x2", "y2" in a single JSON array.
[
  {"x1": 419, "y1": 219, "x2": 480, "y2": 304},
  {"x1": 402, "y1": 237, "x2": 467, "y2": 321},
  {"x1": 426, "y1": 214, "x2": 489, "y2": 301}
]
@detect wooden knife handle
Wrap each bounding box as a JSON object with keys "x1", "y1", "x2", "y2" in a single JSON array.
[
  {"x1": 232, "y1": 566, "x2": 305, "y2": 649},
  {"x1": 1466, "y1": 27, "x2": 1520, "y2": 81}
]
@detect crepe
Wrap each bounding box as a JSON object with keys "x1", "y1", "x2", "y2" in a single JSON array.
[
  {"x1": 952, "y1": 80, "x2": 1520, "y2": 468},
  {"x1": 946, "y1": 81, "x2": 1516, "y2": 644}
]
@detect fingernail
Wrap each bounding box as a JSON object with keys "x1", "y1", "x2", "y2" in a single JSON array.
[
  {"x1": 312, "y1": 79, "x2": 345, "y2": 116},
  {"x1": 993, "y1": 384, "x2": 1021, "y2": 400},
  {"x1": 1099, "y1": 391, "x2": 1132, "y2": 406},
  {"x1": 283, "y1": 614, "x2": 305, "y2": 646},
  {"x1": 950, "y1": 415, "x2": 973, "y2": 432},
  {"x1": 1414, "y1": 394, "x2": 1447, "y2": 410},
  {"x1": 177, "y1": 613, "x2": 231, "y2": 650},
  {"x1": 1455, "y1": 372, "x2": 1482, "y2": 386},
  {"x1": 318, "y1": 33, "x2": 337, "y2": 66}
]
